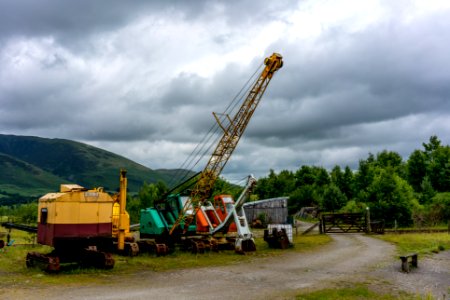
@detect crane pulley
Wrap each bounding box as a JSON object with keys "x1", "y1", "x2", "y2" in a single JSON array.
[{"x1": 169, "y1": 53, "x2": 283, "y2": 235}]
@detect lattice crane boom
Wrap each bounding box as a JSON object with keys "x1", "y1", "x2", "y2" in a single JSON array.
[{"x1": 169, "y1": 53, "x2": 283, "y2": 235}]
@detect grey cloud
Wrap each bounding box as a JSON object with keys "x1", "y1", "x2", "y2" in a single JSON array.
[
  {"x1": 248, "y1": 10, "x2": 450, "y2": 145},
  {"x1": 0, "y1": 0, "x2": 218, "y2": 51},
  {"x1": 1, "y1": 0, "x2": 450, "y2": 180}
]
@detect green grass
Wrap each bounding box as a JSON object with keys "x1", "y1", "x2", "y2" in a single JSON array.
[
  {"x1": 114, "y1": 233, "x2": 331, "y2": 274},
  {"x1": 0, "y1": 228, "x2": 331, "y2": 287},
  {"x1": 374, "y1": 233, "x2": 450, "y2": 255},
  {"x1": 296, "y1": 284, "x2": 423, "y2": 300}
]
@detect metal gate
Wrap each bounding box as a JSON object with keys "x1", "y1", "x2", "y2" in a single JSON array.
[{"x1": 319, "y1": 213, "x2": 367, "y2": 233}]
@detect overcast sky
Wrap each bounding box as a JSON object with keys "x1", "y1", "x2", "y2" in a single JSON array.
[{"x1": 1, "y1": 0, "x2": 450, "y2": 182}]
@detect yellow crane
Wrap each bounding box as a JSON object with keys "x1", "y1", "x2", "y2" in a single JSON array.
[{"x1": 169, "y1": 53, "x2": 283, "y2": 235}]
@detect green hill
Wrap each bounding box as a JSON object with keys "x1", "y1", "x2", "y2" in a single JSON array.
[{"x1": 0, "y1": 134, "x2": 190, "y2": 204}]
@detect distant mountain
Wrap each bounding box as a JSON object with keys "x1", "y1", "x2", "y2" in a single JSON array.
[{"x1": 0, "y1": 134, "x2": 191, "y2": 204}]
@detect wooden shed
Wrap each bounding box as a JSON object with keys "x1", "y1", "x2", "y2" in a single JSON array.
[{"x1": 243, "y1": 197, "x2": 289, "y2": 225}]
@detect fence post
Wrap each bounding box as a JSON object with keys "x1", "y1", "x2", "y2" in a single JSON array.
[
  {"x1": 366, "y1": 207, "x2": 371, "y2": 234},
  {"x1": 319, "y1": 216, "x2": 323, "y2": 234}
]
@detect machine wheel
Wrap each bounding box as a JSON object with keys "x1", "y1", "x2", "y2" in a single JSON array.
[
  {"x1": 26, "y1": 252, "x2": 34, "y2": 268},
  {"x1": 209, "y1": 239, "x2": 219, "y2": 252},
  {"x1": 241, "y1": 239, "x2": 257, "y2": 253},
  {"x1": 81, "y1": 248, "x2": 115, "y2": 269},
  {"x1": 125, "y1": 242, "x2": 139, "y2": 257},
  {"x1": 155, "y1": 244, "x2": 169, "y2": 256},
  {"x1": 26, "y1": 252, "x2": 60, "y2": 272},
  {"x1": 191, "y1": 241, "x2": 205, "y2": 254}
]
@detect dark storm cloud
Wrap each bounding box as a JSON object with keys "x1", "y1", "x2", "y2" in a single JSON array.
[
  {"x1": 0, "y1": 0, "x2": 284, "y2": 48},
  {"x1": 0, "y1": 1, "x2": 212, "y2": 44},
  {"x1": 1, "y1": 0, "x2": 450, "y2": 178},
  {"x1": 247, "y1": 9, "x2": 450, "y2": 146}
]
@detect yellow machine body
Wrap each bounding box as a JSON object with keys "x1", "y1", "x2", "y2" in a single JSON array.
[
  {"x1": 37, "y1": 185, "x2": 115, "y2": 246},
  {"x1": 37, "y1": 171, "x2": 131, "y2": 251}
]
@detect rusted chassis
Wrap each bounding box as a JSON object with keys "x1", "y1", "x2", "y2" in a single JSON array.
[{"x1": 27, "y1": 236, "x2": 115, "y2": 272}]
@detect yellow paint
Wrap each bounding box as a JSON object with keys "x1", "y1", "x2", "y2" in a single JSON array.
[{"x1": 38, "y1": 185, "x2": 114, "y2": 225}]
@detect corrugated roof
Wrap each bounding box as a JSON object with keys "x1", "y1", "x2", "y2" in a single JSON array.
[{"x1": 243, "y1": 197, "x2": 288, "y2": 207}]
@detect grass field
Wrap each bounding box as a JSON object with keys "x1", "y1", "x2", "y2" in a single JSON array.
[
  {"x1": 2, "y1": 228, "x2": 448, "y2": 299},
  {"x1": 374, "y1": 232, "x2": 450, "y2": 255},
  {"x1": 294, "y1": 232, "x2": 450, "y2": 300},
  {"x1": 0, "y1": 228, "x2": 331, "y2": 286},
  {"x1": 295, "y1": 283, "x2": 429, "y2": 300}
]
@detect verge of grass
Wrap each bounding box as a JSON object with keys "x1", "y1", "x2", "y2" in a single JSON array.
[
  {"x1": 115, "y1": 233, "x2": 331, "y2": 273},
  {"x1": 295, "y1": 283, "x2": 419, "y2": 300},
  {"x1": 0, "y1": 228, "x2": 331, "y2": 286},
  {"x1": 373, "y1": 233, "x2": 450, "y2": 256}
]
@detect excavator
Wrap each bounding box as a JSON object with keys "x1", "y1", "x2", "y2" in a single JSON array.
[{"x1": 139, "y1": 52, "x2": 283, "y2": 253}]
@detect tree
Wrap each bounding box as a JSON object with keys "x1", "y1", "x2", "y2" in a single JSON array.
[
  {"x1": 423, "y1": 135, "x2": 441, "y2": 154},
  {"x1": 376, "y1": 150, "x2": 403, "y2": 168},
  {"x1": 354, "y1": 156, "x2": 375, "y2": 201},
  {"x1": 211, "y1": 177, "x2": 243, "y2": 200},
  {"x1": 429, "y1": 193, "x2": 450, "y2": 222},
  {"x1": 407, "y1": 136, "x2": 450, "y2": 193},
  {"x1": 376, "y1": 150, "x2": 405, "y2": 178},
  {"x1": 407, "y1": 149, "x2": 427, "y2": 192},
  {"x1": 138, "y1": 181, "x2": 168, "y2": 209},
  {"x1": 288, "y1": 185, "x2": 318, "y2": 214},
  {"x1": 314, "y1": 166, "x2": 330, "y2": 187},
  {"x1": 419, "y1": 176, "x2": 436, "y2": 205},
  {"x1": 320, "y1": 184, "x2": 347, "y2": 212},
  {"x1": 254, "y1": 169, "x2": 296, "y2": 200},
  {"x1": 331, "y1": 165, "x2": 354, "y2": 200},
  {"x1": 342, "y1": 166, "x2": 355, "y2": 200},
  {"x1": 366, "y1": 167, "x2": 419, "y2": 226},
  {"x1": 5, "y1": 203, "x2": 38, "y2": 224},
  {"x1": 273, "y1": 170, "x2": 296, "y2": 195},
  {"x1": 427, "y1": 145, "x2": 450, "y2": 192},
  {"x1": 330, "y1": 166, "x2": 344, "y2": 188},
  {"x1": 126, "y1": 196, "x2": 141, "y2": 224},
  {"x1": 295, "y1": 166, "x2": 316, "y2": 187}
]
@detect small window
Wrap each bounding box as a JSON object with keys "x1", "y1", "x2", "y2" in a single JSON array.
[{"x1": 40, "y1": 208, "x2": 48, "y2": 225}]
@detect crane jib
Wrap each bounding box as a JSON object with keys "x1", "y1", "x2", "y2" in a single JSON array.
[{"x1": 169, "y1": 53, "x2": 283, "y2": 235}]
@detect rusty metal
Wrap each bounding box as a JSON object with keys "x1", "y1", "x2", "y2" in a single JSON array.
[
  {"x1": 191, "y1": 240, "x2": 206, "y2": 254},
  {"x1": 236, "y1": 239, "x2": 256, "y2": 254},
  {"x1": 26, "y1": 252, "x2": 60, "y2": 272},
  {"x1": 155, "y1": 243, "x2": 169, "y2": 256},
  {"x1": 122, "y1": 242, "x2": 139, "y2": 256},
  {"x1": 264, "y1": 228, "x2": 290, "y2": 249},
  {"x1": 81, "y1": 247, "x2": 115, "y2": 269}
]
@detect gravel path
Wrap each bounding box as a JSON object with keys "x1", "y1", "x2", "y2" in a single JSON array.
[
  {"x1": 373, "y1": 250, "x2": 450, "y2": 299},
  {"x1": 2, "y1": 234, "x2": 449, "y2": 299}
]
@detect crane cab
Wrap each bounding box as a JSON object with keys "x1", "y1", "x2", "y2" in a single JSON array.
[
  {"x1": 213, "y1": 195, "x2": 237, "y2": 232},
  {"x1": 196, "y1": 194, "x2": 237, "y2": 233}
]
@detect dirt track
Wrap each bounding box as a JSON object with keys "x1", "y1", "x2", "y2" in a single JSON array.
[{"x1": 3, "y1": 234, "x2": 449, "y2": 299}]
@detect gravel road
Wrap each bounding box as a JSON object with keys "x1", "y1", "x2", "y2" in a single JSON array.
[{"x1": 2, "y1": 234, "x2": 449, "y2": 300}]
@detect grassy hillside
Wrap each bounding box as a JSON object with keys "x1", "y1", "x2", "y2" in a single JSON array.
[{"x1": 0, "y1": 134, "x2": 190, "y2": 204}]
